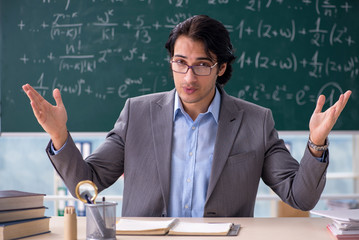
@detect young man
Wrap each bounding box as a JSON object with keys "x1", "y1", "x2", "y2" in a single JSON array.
[{"x1": 23, "y1": 15, "x2": 351, "y2": 217}]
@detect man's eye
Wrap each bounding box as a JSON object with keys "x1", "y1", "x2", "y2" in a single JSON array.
[
  {"x1": 198, "y1": 62, "x2": 211, "y2": 67},
  {"x1": 173, "y1": 59, "x2": 185, "y2": 64}
]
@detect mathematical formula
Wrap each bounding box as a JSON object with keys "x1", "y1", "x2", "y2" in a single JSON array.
[{"x1": 6, "y1": 0, "x2": 359, "y2": 106}]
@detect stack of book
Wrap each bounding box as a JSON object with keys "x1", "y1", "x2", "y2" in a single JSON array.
[
  {"x1": 0, "y1": 190, "x2": 50, "y2": 240},
  {"x1": 311, "y1": 209, "x2": 359, "y2": 240}
]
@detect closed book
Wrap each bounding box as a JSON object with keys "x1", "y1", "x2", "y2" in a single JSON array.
[
  {"x1": 0, "y1": 217, "x2": 50, "y2": 240},
  {"x1": 332, "y1": 220, "x2": 359, "y2": 231},
  {"x1": 0, "y1": 207, "x2": 46, "y2": 223},
  {"x1": 327, "y1": 223, "x2": 359, "y2": 235},
  {"x1": 0, "y1": 190, "x2": 45, "y2": 211}
]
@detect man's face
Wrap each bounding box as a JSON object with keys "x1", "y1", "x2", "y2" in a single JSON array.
[{"x1": 172, "y1": 35, "x2": 226, "y2": 115}]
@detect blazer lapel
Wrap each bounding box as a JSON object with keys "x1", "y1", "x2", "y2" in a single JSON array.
[
  {"x1": 150, "y1": 90, "x2": 175, "y2": 214},
  {"x1": 206, "y1": 89, "x2": 244, "y2": 202}
]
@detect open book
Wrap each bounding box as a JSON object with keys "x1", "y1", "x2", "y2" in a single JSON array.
[
  {"x1": 116, "y1": 218, "x2": 240, "y2": 236},
  {"x1": 116, "y1": 219, "x2": 177, "y2": 235}
]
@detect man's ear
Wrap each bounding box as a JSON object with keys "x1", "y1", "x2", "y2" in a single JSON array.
[{"x1": 218, "y1": 63, "x2": 227, "y2": 76}]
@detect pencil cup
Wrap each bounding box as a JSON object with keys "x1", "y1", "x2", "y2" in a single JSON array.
[{"x1": 85, "y1": 201, "x2": 117, "y2": 240}]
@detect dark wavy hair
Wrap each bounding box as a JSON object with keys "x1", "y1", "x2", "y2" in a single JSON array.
[{"x1": 165, "y1": 15, "x2": 236, "y2": 86}]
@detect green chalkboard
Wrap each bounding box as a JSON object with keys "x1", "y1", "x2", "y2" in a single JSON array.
[{"x1": 1, "y1": 0, "x2": 358, "y2": 132}]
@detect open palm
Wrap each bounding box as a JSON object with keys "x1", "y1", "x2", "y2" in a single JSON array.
[
  {"x1": 23, "y1": 84, "x2": 68, "y2": 148},
  {"x1": 309, "y1": 91, "x2": 352, "y2": 145}
]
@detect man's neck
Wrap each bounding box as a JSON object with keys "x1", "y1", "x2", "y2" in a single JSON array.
[
  {"x1": 181, "y1": 89, "x2": 217, "y2": 121},
  {"x1": 183, "y1": 104, "x2": 208, "y2": 121}
]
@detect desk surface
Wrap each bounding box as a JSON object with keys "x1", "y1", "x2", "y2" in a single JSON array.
[{"x1": 26, "y1": 217, "x2": 333, "y2": 240}]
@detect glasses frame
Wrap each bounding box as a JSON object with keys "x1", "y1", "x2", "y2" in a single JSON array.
[{"x1": 170, "y1": 60, "x2": 218, "y2": 76}]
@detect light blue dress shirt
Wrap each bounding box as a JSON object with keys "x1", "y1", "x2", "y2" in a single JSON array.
[{"x1": 168, "y1": 87, "x2": 221, "y2": 217}]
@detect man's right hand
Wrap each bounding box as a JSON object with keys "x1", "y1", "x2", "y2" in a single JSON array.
[{"x1": 22, "y1": 84, "x2": 68, "y2": 150}]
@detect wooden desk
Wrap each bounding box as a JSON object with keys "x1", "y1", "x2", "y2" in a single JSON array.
[{"x1": 26, "y1": 217, "x2": 333, "y2": 240}]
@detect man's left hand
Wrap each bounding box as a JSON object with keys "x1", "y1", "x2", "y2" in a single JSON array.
[{"x1": 308, "y1": 90, "x2": 352, "y2": 157}]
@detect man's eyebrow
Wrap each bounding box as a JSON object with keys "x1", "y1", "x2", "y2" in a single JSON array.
[
  {"x1": 173, "y1": 54, "x2": 187, "y2": 58},
  {"x1": 173, "y1": 54, "x2": 213, "y2": 62}
]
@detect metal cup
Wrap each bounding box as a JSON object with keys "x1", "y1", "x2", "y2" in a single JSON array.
[{"x1": 85, "y1": 201, "x2": 117, "y2": 240}]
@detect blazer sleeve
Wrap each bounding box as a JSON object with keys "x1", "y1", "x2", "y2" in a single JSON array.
[
  {"x1": 261, "y1": 109, "x2": 329, "y2": 211},
  {"x1": 46, "y1": 100, "x2": 130, "y2": 197}
]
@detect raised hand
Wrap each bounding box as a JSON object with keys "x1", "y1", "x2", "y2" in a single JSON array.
[
  {"x1": 22, "y1": 84, "x2": 68, "y2": 149},
  {"x1": 309, "y1": 90, "x2": 352, "y2": 156}
]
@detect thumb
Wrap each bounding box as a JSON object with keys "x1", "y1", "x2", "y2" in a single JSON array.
[
  {"x1": 53, "y1": 88, "x2": 64, "y2": 107},
  {"x1": 314, "y1": 95, "x2": 325, "y2": 114}
]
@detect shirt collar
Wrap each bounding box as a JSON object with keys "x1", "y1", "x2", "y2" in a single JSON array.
[{"x1": 174, "y1": 87, "x2": 221, "y2": 123}]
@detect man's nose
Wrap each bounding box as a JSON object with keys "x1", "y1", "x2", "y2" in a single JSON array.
[{"x1": 184, "y1": 67, "x2": 197, "y2": 83}]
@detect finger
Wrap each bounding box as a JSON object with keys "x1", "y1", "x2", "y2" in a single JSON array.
[
  {"x1": 29, "y1": 97, "x2": 46, "y2": 123},
  {"x1": 333, "y1": 90, "x2": 352, "y2": 118},
  {"x1": 329, "y1": 106, "x2": 337, "y2": 124},
  {"x1": 22, "y1": 83, "x2": 34, "y2": 91},
  {"x1": 22, "y1": 84, "x2": 44, "y2": 104},
  {"x1": 53, "y1": 88, "x2": 64, "y2": 108},
  {"x1": 22, "y1": 83, "x2": 35, "y2": 95},
  {"x1": 22, "y1": 84, "x2": 33, "y2": 100},
  {"x1": 314, "y1": 95, "x2": 325, "y2": 113},
  {"x1": 22, "y1": 84, "x2": 29, "y2": 92},
  {"x1": 23, "y1": 84, "x2": 41, "y2": 116},
  {"x1": 342, "y1": 90, "x2": 352, "y2": 106},
  {"x1": 26, "y1": 89, "x2": 45, "y2": 108}
]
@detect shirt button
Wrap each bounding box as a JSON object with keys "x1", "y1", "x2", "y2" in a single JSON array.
[
  {"x1": 189, "y1": 152, "x2": 193, "y2": 156},
  {"x1": 187, "y1": 178, "x2": 191, "y2": 183},
  {"x1": 185, "y1": 205, "x2": 189, "y2": 209},
  {"x1": 192, "y1": 126, "x2": 196, "y2": 130}
]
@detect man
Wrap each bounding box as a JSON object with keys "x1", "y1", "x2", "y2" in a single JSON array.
[{"x1": 23, "y1": 15, "x2": 351, "y2": 217}]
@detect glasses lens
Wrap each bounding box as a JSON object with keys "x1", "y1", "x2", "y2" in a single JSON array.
[
  {"x1": 171, "y1": 61, "x2": 213, "y2": 76},
  {"x1": 171, "y1": 62, "x2": 188, "y2": 73},
  {"x1": 192, "y1": 66, "x2": 211, "y2": 76}
]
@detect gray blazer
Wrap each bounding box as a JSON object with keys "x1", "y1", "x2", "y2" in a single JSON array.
[{"x1": 47, "y1": 87, "x2": 328, "y2": 217}]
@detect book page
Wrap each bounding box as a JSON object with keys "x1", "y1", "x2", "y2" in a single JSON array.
[
  {"x1": 169, "y1": 222, "x2": 233, "y2": 235},
  {"x1": 116, "y1": 218, "x2": 177, "y2": 232},
  {"x1": 310, "y1": 209, "x2": 359, "y2": 222}
]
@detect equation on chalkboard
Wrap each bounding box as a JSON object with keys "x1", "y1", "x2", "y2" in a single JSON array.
[{"x1": 0, "y1": 0, "x2": 358, "y2": 132}]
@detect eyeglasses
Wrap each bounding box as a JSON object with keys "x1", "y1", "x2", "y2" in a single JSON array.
[{"x1": 170, "y1": 60, "x2": 218, "y2": 76}]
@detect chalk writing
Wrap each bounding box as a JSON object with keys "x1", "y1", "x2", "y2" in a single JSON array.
[
  {"x1": 236, "y1": 81, "x2": 343, "y2": 108},
  {"x1": 1, "y1": 0, "x2": 358, "y2": 131},
  {"x1": 236, "y1": 51, "x2": 358, "y2": 79},
  {"x1": 13, "y1": 1, "x2": 358, "y2": 104}
]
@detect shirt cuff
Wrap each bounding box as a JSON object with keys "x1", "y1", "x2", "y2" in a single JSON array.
[
  {"x1": 50, "y1": 136, "x2": 69, "y2": 155},
  {"x1": 314, "y1": 150, "x2": 327, "y2": 163}
]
